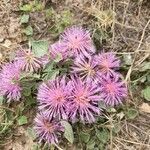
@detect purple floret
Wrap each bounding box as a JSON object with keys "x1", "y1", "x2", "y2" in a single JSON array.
[
  {"x1": 60, "y1": 26, "x2": 95, "y2": 57},
  {"x1": 67, "y1": 76, "x2": 101, "y2": 123},
  {"x1": 72, "y1": 55, "x2": 98, "y2": 82},
  {"x1": 37, "y1": 76, "x2": 72, "y2": 120},
  {"x1": 94, "y1": 52, "x2": 120, "y2": 77},
  {"x1": 15, "y1": 49, "x2": 43, "y2": 72},
  {"x1": 99, "y1": 75, "x2": 127, "y2": 106},
  {"x1": 34, "y1": 112, "x2": 64, "y2": 144},
  {"x1": 0, "y1": 62, "x2": 22, "y2": 102},
  {"x1": 49, "y1": 41, "x2": 69, "y2": 61}
]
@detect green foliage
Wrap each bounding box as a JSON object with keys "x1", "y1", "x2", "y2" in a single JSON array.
[
  {"x1": 95, "y1": 128, "x2": 109, "y2": 144},
  {"x1": 61, "y1": 120, "x2": 74, "y2": 144},
  {"x1": 20, "y1": 4, "x2": 33, "y2": 12},
  {"x1": 139, "y1": 61, "x2": 150, "y2": 72},
  {"x1": 123, "y1": 54, "x2": 132, "y2": 66},
  {"x1": 126, "y1": 108, "x2": 138, "y2": 119},
  {"x1": 0, "y1": 96, "x2": 4, "y2": 105},
  {"x1": 93, "y1": 28, "x2": 109, "y2": 47},
  {"x1": 20, "y1": 1, "x2": 44, "y2": 12},
  {"x1": 80, "y1": 131, "x2": 90, "y2": 143},
  {"x1": 86, "y1": 139, "x2": 96, "y2": 150},
  {"x1": 18, "y1": 115, "x2": 28, "y2": 125},
  {"x1": 20, "y1": 14, "x2": 29, "y2": 24},
  {"x1": 46, "y1": 9, "x2": 73, "y2": 35},
  {"x1": 0, "y1": 109, "x2": 14, "y2": 135},
  {"x1": 42, "y1": 57, "x2": 65, "y2": 80},
  {"x1": 31, "y1": 40, "x2": 49, "y2": 57},
  {"x1": 23, "y1": 25, "x2": 33, "y2": 36},
  {"x1": 141, "y1": 86, "x2": 150, "y2": 101}
]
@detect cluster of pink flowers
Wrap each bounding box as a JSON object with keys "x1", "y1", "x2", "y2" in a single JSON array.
[{"x1": 0, "y1": 26, "x2": 127, "y2": 145}]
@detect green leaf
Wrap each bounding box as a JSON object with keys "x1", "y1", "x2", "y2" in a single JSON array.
[
  {"x1": 61, "y1": 120, "x2": 74, "y2": 144},
  {"x1": 80, "y1": 131, "x2": 90, "y2": 143},
  {"x1": 141, "y1": 86, "x2": 150, "y2": 101},
  {"x1": 23, "y1": 26, "x2": 33, "y2": 36},
  {"x1": 34, "y1": 3, "x2": 43, "y2": 11},
  {"x1": 18, "y1": 115, "x2": 28, "y2": 125},
  {"x1": 139, "y1": 62, "x2": 150, "y2": 72},
  {"x1": 22, "y1": 88, "x2": 31, "y2": 97},
  {"x1": 126, "y1": 108, "x2": 138, "y2": 119},
  {"x1": 43, "y1": 69, "x2": 59, "y2": 80},
  {"x1": 123, "y1": 54, "x2": 132, "y2": 66},
  {"x1": 20, "y1": 14, "x2": 29, "y2": 24},
  {"x1": 54, "y1": 53, "x2": 63, "y2": 63},
  {"x1": 31, "y1": 40, "x2": 48, "y2": 57},
  {"x1": 86, "y1": 139, "x2": 95, "y2": 150},
  {"x1": 25, "y1": 95, "x2": 36, "y2": 107},
  {"x1": 20, "y1": 4, "x2": 33, "y2": 12},
  {"x1": 96, "y1": 128, "x2": 109, "y2": 143},
  {"x1": 0, "y1": 96, "x2": 4, "y2": 105}
]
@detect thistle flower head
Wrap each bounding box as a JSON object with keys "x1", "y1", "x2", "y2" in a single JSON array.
[
  {"x1": 72, "y1": 55, "x2": 98, "y2": 82},
  {"x1": 99, "y1": 75, "x2": 127, "y2": 106},
  {"x1": 0, "y1": 62, "x2": 22, "y2": 102},
  {"x1": 49, "y1": 41, "x2": 69, "y2": 60},
  {"x1": 34, "y1": 112, "x2": 64, "y2": 144},
  {"x1": 15, "y1": 49, "x2": 43, "y2": 72},
  {"x1": 94, "y1": 52, "x2": 120, "y2": 77},
  {"x1": 37, "y1": 76, "x2": 72, "y2": 120},
  {"x1": 68, "y1": 76, "x2": 101, "y2": 123},
  {"x1": 60, "y1": 26, "x2": 95, "y2": 57}
]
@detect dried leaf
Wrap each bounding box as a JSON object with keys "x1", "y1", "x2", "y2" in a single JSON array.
[{"x1": 139, "y1": 103, "x2": 150, "y2": 113}]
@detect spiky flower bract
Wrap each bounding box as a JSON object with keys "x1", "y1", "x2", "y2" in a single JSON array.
[
  {"x1": 67, "y1": 76, "x2": 101, "y2": 123},
  {"x1": 94, "y1": 52, "x2": 120, "y2": 77},
  {"x1": 15, "y1": 49, "x2": 43, "y2": 72},
  {"x1": 34, "y1": 112, "x2": 64, "y2": 144},
  {"x1": 72, "y1": 55, "x2": 98, "y2": 82},
  {"x1": 99, "y1": 75, "x2": 127, "y2": 106},
  {"x1": 60, "y1": 26, "x2": 95, "y2": 57},
  {"x1": 37, "y1": 76, "x2": 72, "y2": 120},
  {"x1": 0, "y1": 62, "x2": 22, "y2": 102}
]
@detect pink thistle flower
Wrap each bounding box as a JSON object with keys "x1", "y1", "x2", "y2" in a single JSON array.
[
  {"x1": 49, "y1": 41, "x2": 69, "y2": 61},
  {"x1": 34, "y1": 112, "x2": 64, "y2": 144},
  {"x1": 60, "y1": 26, "x2": 95, "y2": 57},
  {"x1": 15, "y1": 49, "x2": 43, "y2": 72},
  {"x1": 68, "y1": 77, "x2": 101, "y2": 123},
  {"x1": 0, "y1": 62, "x2": 22, "y2": 102},
  {"x1": 37, "y1": 76, "x2": 72, "y2": 120},
  {"x1": 99, "y1": 75, "x2": 127, "y2": 106},
  {"x1": 94, "y1": 52, "x2": 120, "y2": 77},
  {"x1": 72, "y1": 55, "x2": 98, "y2": 82}
]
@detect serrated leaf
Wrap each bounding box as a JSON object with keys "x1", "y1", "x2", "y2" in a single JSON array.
[
  {"x1": 20, "y1": 14, "x2": 29, "y2": 24},
  {"x1": 80, "y1": 132, "x2": 90, "y2": 143},
  {"x1": 126, "y1": 108, "x2": 138, "y2": 119},
  {"x1": 31, "y1": 40, "x2": 48, "y2": 57},
  {"x1": 141, "y1": 86, "x2": 150, "y2": 101},
  {"x1": 61, "y1": 120, "x2": 74, "y2": 144},
  {"x1": 18, "y1": 115, "x2": 28, "y2": 125},
  {"x1": 23, "y1": 26, "x2": 33, "y2": 36},
  {"x1": 86, "y1": 139, "x2": 95, "y2": 150}
]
